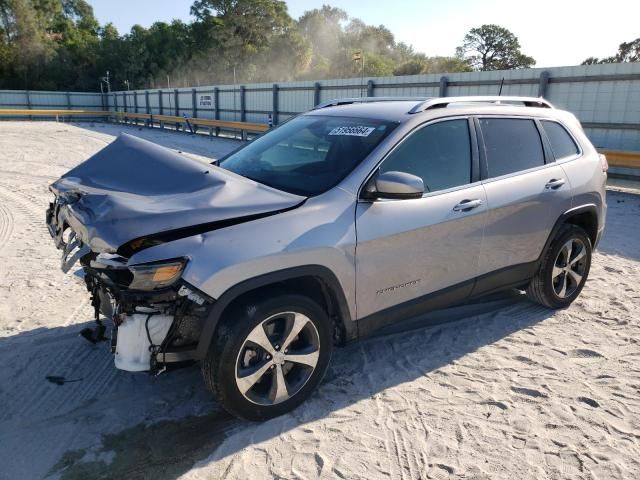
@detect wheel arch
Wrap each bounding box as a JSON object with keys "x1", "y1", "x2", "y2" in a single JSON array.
[
  {"x1": 195, "y1": 265, "x2": 355, "y2": 360},
  {"x1": 540, "y1": 204, "x2": 599, "y2": 262}
]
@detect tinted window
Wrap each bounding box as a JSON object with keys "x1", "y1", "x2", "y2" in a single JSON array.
[
  {"x1": 220, "y1": 115, "x2": 396, "y2": 196},
  {"x1": 480, "y1": 118, "x2": 545, "y2": 178},
  {"x1": 542, "y1": 120, "x2": 579, "y2": 160},
  {"x1": 380, "y1": 119, "x2": 471, "y2": 192}
]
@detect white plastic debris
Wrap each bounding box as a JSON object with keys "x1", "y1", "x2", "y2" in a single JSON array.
[{"x1": 114, "y1": 308, "x2": 173, "y2": 372}]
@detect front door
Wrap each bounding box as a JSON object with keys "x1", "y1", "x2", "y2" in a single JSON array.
[{"x1": 355, "y1": 118, "x2": 487, "y2": 326}]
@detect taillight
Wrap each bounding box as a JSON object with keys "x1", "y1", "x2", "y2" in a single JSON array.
[{"x1": 598, "y1": 153, "x2": 608, "y2": 173}]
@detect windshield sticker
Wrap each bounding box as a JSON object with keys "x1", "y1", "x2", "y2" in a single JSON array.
[{"x1": 328, "y1": 126, "x2": 376, "y2": 137}]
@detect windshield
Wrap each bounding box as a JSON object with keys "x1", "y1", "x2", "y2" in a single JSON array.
[{"x1": 219, "y1": 115, "x2": 397, "y2": 196}]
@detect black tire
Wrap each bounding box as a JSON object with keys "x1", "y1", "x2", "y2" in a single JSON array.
[
  {"x1": 202, "y1": 294, "x2": 333, "y2": 421},
  {"x1": 527, "y1": 224, "x2": 592, "y2": 308}
]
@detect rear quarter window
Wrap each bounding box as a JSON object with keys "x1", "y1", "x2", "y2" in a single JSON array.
[
  {"x1": 479, "y1": 118, "x2": 545, "y2": 178},
  {"x1": 541, "y1": 120, "x2": 580, "y2": 160}
]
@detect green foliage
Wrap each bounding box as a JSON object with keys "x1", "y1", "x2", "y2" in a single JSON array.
[
  {"x1": 0, "y1": 1, "x2": 484, "y2": 91},
  {"x1": 394, "y1": 55, "x2": 472, "y2": 76},
  {"x1": 581, "y1": 37, "x2": 640, "y2": 65},
  {"x1": 456, "y1": 24, "x2": 535, "y2": 71}
]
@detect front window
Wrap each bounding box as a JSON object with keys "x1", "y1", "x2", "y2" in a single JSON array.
[
  {"x1": 380, "y1": 119, "x2": 472, "y2": 193},
  {"x1": 219, "y1": 115, "x2": 397, "y2": 196}
]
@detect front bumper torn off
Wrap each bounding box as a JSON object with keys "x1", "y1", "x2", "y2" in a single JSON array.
[{"x1": 46, "y1": 199, "x2": 212, "y2": 372}]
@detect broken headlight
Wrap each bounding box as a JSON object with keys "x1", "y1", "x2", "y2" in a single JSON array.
[{"x1": 128, "y1": 258, "x2": 187, "y2": 291}]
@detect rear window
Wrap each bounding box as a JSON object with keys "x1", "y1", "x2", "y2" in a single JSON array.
[
  {"x1": 479, "y1": 118, "x2": 545, "y2": 178},
  {"x1": 219, "y1": 115, "x2": 396, "y2": 196},
  {"x1": 541, "y1": 120, "x2": 579, "y2": 160}
]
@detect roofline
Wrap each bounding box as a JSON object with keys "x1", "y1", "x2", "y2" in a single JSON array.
[
  {"x1": 312, "y1": 95, "x2": 554, "y2": 115},
  {"x1": 313, "y1": 96, "x2": 432, "y2": 110},
  {"x1": 407, "y1": 96, "x2": 554, "y2": 113}
]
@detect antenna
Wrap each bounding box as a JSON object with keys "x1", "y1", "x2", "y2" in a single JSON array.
[{"x1": 498, "y1": 77, "x2": 505, "y2": 96}]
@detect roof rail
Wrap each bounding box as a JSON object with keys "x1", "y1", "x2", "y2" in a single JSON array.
[
  {"x1": 407, "y1": 96, "x2": 554, "y2": 114},
  {"x1": 314, "y1": 96, "x2": 432, "y2": 110}
]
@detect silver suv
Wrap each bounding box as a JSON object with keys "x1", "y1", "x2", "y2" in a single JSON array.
[{"x1": 47, "y1": 96, "x2": 607, "y2": 420}]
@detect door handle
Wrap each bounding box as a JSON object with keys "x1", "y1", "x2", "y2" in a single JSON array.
[
  {"x1": 545, "y1": 178, "x2": 566, "y2": 190},
  {"x1": 453, "y1": 199, "x2": 483, "y2": 212}
]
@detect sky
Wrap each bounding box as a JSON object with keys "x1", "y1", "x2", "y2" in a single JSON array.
[{"x1": 88, "y1": 0, "x2": 640, "y2": 68}]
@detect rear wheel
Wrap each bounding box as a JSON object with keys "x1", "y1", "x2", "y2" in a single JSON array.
[
  {"x1": 202, "y1": 294, "x2": 333, "y2": 421},
  {"x1": 527, "y1": 224, "x2": 592, "y2": 308}
]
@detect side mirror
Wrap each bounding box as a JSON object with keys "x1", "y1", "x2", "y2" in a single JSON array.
[{"x1": 362, "y1": 171, "x2": 424, "y2": 200}]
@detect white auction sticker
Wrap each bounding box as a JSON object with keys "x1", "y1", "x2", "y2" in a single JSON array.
[{"x1": 328, "y1": 126, "x2": 375, "y2": 137}]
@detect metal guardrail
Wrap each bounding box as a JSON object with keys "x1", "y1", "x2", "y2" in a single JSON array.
[
  {"x1": 1, "y1": 109, "x2": 638, "y2": 172},
  {"x1": 0, "y1": 109, "x2": 269, "y2": 139},
  {"x1": 0, "y1": 109, "x2": 110, "y2": 116},
  {"x1": 599, "y1": 149, "x2": 640, "y2": 169}
]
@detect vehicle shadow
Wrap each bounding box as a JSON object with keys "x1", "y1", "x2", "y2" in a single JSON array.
[
  {"x1": 69, "y1": 121, "x2": 242, "y2": 163},
  {"x1": 0, "y1": 293, "x2": 554, "y2": 479}
]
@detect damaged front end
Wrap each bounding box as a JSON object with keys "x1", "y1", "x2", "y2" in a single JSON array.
[
  {"x1": 80, "y1": 252, "x2": 212, "y2": 373},
  {"x1": 45, "y1": 134, "x2": 304, "y2": 374}
]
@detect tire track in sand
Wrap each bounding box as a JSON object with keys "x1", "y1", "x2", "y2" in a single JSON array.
[{"x1": 0, "y1": 200, "x2": 14, "y2": 253}]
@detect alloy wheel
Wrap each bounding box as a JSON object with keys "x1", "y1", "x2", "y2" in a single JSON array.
[
  {"x1": 552, "y1": 238, "x2": 587, "y2": 298},
  {"x1": 235, "y1": 311, "x2": 321, "y2": 406}
]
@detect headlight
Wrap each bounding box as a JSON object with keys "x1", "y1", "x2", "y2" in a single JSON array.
[{"x1": 128, "y1": 258, "x2": 187, "y2": 291}]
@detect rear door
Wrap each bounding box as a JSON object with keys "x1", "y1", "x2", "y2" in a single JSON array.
[
  {"x1": 475, "y1": 116, "x2": 573, "y2": 288},
  {"x1": 355, "y1": 117, "x2": 487, "y2": 322}
]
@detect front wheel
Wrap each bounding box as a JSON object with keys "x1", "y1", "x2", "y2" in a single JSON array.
[
  {"x1": 202, "y1": 294, "x2": 333, "y2": 421},
  {"x1": 527, "y1": 224, "x2": 592, "y2": 309}
]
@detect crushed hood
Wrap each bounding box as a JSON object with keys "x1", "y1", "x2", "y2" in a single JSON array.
[{"x1": 50, "y1": 134, "x2": 305, "y2": 254}]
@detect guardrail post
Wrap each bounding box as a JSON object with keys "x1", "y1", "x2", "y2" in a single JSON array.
[
  {"x1": 314, "y1": 82, "x2": 321, "y2": 106},
  {"x1": 145, "y1": 90, "x2": 150, "y2": 114},
  {"x1": 367, "y1": 79, "x2": 374, "y2": 97},
  {"x1": 538, "y1": 71, "x2": 550, "y2": 98},
  {"x1": 158, "y1": 90, "x2": 164, "y2": 129},
  {"x1": 66, "y1": 91, "x2": 72, "y2": 110},
  {"x1": 174, "y1": 88, "x2": 179, "y2": 117},
  {"x1": 214, "y1": 87, "x2": 220, "y2": 136},
  {"x1": 272, "y1": 83, "x2": 279, "y2": 126},
  {"x1": 439, "y1": 76, "x2": 449, "y2": 97},
  {"x1": 240, "y1": 85, "x2": 246, "y2": 123},
  {"x1": 26, "y1": 90, "x2": 32, "y2": 120},
  {"x1": 132, "y1": 92, "x2": 138, "y2": 125},
  {"x1": 191, "y1": 88, "x2": 197, "y2": 118},
  {"x1": 100, "y1": 92, "x2": 106, "y2": 112},
  {"x1": 111, "y1": 93, "x2": 117, "y2": 123}
]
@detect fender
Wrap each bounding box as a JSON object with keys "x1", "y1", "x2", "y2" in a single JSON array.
[
  {"x1": 194, "y1": 265, "x2": 354, "y2": 359},
  {"x1": 539, "y1": 204, "x2": 599, "y2": 261}
]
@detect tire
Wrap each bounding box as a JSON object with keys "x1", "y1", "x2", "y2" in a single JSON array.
[
  {"x1": 527, "y1": 224, "x2": 592, "y2": 309},
  {"x1": 202, "y1": 294, "x2": 333, "y2": 421}
]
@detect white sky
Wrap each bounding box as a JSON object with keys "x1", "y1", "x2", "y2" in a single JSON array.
[{"x1": 90, "y1": 0, "x2": 640, "y2": 67}]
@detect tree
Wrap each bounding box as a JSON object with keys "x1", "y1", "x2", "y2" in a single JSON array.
[
  {"x1": 189, "y1": 0, "x2": 309, "y2": 83},
  {"x1": 582, "y1": 37, "x2": 640, "y2": 65},
  {"x1": 456, "y1": 24, "x2": 535, "y2": 71},
  {"x1": 394, "y1": 55, "x2": 471, "y2": 76},
  {"x1": 0, "y1": 0, "x2": 485, "y2": 91}
]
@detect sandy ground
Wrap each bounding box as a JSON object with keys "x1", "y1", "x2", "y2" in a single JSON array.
[{"x1": 0, "y1": 121, "x2": 639, "y2": 480}]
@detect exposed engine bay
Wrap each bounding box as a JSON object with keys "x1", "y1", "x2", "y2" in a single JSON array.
[
  {"x1": 45, "y1": 134, "x2": 304, "y2": 373},
  {"x1": 74, "y1": 246, "x2": 211, "y2": 374}
]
